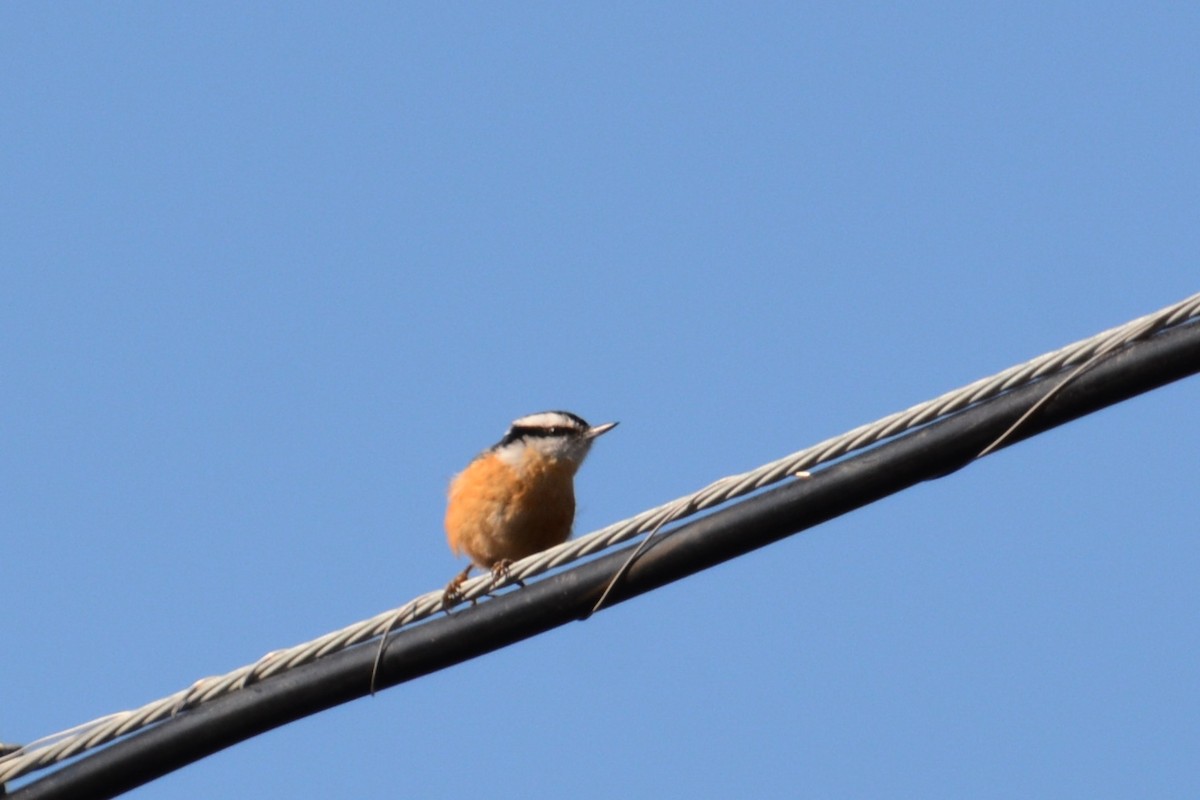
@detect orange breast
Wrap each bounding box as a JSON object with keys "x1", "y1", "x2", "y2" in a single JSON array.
[{"x1": 444, "y1": 450, "x2": 577, "y2": 568}]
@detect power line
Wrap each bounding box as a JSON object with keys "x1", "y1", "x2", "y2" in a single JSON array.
[{"x1": 4, "y1": 300, "x2": 1199, "y2": 798}]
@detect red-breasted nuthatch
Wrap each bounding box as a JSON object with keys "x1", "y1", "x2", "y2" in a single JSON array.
[{"x1": 443, "y1": 410, "x2": 617, "y2": 603}]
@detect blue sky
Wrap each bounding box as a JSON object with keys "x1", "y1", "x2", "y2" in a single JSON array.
[{"x1": 2, "y1": 3, "x2": 1197, "y2": 798}]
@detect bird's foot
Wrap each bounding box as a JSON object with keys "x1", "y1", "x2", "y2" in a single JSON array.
[
  {"x1": 490, "y1": 559, "x2": 526, "y2": 589},
  {"x1": 442, "y1": 566, "x2": 474, "y2": 611}
]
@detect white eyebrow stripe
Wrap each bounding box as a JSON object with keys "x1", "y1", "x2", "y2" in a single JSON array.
[{"x1": 511, "y1": 411, "x2": 584, "y2": 430}]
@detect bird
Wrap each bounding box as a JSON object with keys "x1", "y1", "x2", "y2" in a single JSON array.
[{"x1": 442, "y1": 410, "x2": 617, "y2": 605}]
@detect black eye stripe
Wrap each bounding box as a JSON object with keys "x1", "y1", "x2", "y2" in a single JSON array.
[
  {"x1": 496, "y1": 424, "x2": 580, "y2": 448},
  {"x1": 515, "y1": 425, "x2": 573, "y2": 438}
]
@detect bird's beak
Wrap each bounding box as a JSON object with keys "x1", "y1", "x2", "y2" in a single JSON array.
[{"x1": 586, "y1": 421, "x2": 618, "y2": 439}]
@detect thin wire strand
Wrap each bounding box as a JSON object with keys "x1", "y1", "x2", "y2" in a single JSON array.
[
  {"x1": 586, "y1": 517, "x2": 667, "y2": 617},
  {"x1": 976, "y1": 350, "x2": 1112, "y2": 459},
  {"x1": 3, "y1": 291, "x2": 1198, "y2": 786}
]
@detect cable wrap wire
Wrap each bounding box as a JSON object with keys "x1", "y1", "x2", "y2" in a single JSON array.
[{"x1": 3, "y1": 290, "x2": 1199, "y2": 786}]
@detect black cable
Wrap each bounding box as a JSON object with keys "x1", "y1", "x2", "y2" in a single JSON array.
[{"x1": 11, "y1": 319, "x2": 1200, "y2": 800}]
